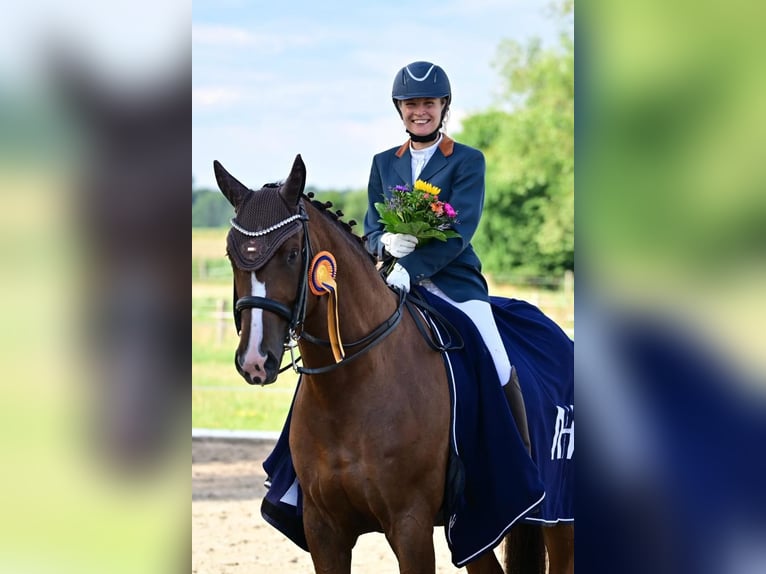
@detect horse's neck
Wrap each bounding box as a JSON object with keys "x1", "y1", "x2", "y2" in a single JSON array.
[{"x1": 301, "y1": 208, "x2": 396, "y2": 352}]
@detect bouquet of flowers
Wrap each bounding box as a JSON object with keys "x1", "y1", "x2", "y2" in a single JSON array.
[{"x1": 375, "y1": 179, "x2": 460, "y2": 243}]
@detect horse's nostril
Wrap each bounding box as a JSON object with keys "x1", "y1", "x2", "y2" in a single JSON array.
[
  {"x1": 246, "y1": 371, "x2": 262, "y2": 386},
  {"x1": 236, "y1": 353, "x2": 263, "y2": 385},
  {"x1": 265, "y1": 352, "x2": 279, "y2": 374}
]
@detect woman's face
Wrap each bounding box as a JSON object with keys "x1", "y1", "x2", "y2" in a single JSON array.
[{"x1": 399, "y1": 97, "x2": 446, "y2": 137}]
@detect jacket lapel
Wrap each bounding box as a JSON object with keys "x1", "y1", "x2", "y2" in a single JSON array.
[
  {"x1": 417, "y1": 135, "x2": 454, "y2": 182},
  {"x1": 391, "y1": 135, "x2": 455, "y2": 185},
  {"x1": 393, "y1": 144, "x2": 412, "y2": 186},
  {"x1": 418, "y1": 152, "x2": 447, "y2": 182}
]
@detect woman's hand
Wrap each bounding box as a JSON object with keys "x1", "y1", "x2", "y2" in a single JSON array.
[
  {"x1": 381, "y1": 232, "x2": 418, "y2": 258},
  {"x1": 385, "y1": 262, "x2": 411, "y2": 292}
]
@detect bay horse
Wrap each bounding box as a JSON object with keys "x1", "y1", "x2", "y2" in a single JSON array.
[{"x1": 215, "y1": 154, "x2": 573, "y2": 573}]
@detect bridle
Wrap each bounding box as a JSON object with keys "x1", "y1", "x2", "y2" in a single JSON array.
[
  {"x1": 233, "y1": 203, "x2": 310, "y2": 346},
  {"x1": 231, "y1": 200, "x2": 408, "y2": 378}
]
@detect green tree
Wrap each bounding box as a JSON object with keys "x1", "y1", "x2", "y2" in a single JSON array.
[
  {"x1": 192, "y1": 188, "x2": 234, "y2": 227},
  {"x1": 457, "y1": 7, "x2": 573, "y2": 280},
  {"x1": 307, "y1": 187, "x2": 368, "y2": 232},
  {"x1": 191, "y1": 182, "x2": 367, "y2": 231}
]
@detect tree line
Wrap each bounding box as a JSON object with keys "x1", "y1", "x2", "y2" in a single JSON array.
[{"x1": 192, "y1": 185, "x2": 368, "y2": 229}]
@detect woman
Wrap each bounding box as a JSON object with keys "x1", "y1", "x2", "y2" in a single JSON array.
[{"x1": 364, "y1": 60, "x2": 531, "y2": 453}]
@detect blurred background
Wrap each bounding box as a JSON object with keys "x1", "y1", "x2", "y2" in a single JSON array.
[
  {"x1": 577, "y1": 0, "x2": 766, "y2": 572},
  {"x1": 0, "y1": 1, "x2": 188, "y2": 573}
]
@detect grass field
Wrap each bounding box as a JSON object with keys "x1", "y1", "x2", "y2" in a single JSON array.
[
  {"x1": 192, "y1": 228, "x2": 299, "y2": 429},
  {"x1": 192, "y1": 228, "x2": 574, "y2": 431}
]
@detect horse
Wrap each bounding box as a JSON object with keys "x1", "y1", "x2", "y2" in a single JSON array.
[{"x1": 214, "y1": 154, "x2": 574, "y2": 573}]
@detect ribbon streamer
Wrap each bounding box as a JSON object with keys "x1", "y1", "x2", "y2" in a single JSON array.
[{"x1": 308, "y1": 251, "x2": 344, "y2": 362}]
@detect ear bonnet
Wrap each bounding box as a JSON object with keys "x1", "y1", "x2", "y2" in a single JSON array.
[{"x1": 226, "y1": 183, "x2": 303, "y2": 271}]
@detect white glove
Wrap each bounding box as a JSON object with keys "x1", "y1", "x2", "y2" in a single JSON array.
[
  {"x1": 381, "y1": 232, "x2": 418, "y2": 258},
  {"x1": 385, "y1": 262, "x2": 411, "y2": 292}
]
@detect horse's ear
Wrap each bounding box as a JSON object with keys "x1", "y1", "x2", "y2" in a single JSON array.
[
  {"x1": 213, "y1": 160, "x2": 249, "y2": 208},
  {"x1": 280, "y1": 154, "x2": 306, "y2": 206}
]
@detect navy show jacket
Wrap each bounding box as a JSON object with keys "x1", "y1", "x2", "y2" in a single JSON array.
[{"x1": 364, "y1": 135, "x2": 490, "y2": 303}]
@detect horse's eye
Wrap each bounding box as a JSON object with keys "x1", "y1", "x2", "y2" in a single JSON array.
[{"x1": 287, "y1": 247, "x2": 299, "y2": 264}]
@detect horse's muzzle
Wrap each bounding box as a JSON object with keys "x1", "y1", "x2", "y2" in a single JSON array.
[{"x1": 235, "y1": 350, "x2": 281, "y2": 386}]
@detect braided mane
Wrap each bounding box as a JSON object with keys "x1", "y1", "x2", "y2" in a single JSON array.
[{"x1": 302, "y1": 192, "x2": 374, "y2": 262}]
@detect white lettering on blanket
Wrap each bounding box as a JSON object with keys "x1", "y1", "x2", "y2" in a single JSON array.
[{"x1": 551, "y1": 405, "x2": 574, "y2": 460}]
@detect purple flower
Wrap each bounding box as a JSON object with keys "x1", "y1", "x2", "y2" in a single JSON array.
[{"x1": 444, "y1": 203, "x2": 457, "y2": 218}]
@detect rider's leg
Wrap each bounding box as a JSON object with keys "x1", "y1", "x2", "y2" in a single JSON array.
[
  {"x1": 419, "y1": 282, "x2": 532, "y2": 455},
  {"x1": 503, "y1": 365, "x2": 532, "y2": 456}
]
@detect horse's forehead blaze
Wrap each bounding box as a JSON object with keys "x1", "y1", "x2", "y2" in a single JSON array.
[
  {"x1": 250, "y1": 270, "x2": 267, "y2": 299},
  {"x1": 239, "y1": 272, "x2": 266, "y2": 360}
]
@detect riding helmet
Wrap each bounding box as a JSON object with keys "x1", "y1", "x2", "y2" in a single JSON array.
[{"x1": 391, "y1": 61, "x2": 451, "y2": 115}]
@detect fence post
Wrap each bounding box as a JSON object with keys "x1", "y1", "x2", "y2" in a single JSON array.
[
  {"x1": 216, "y1": 298, "x2": 227, "y2": 344},
  {"x1": 563, "y1": 270, "x2": 574, "y2": 297}
]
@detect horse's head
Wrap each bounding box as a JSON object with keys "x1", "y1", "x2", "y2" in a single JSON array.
[{"x1": 214, "y1": 155, "x2": 308, "y2": 385}]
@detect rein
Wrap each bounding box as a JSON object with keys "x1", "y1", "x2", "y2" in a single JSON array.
[
  {"x1": 291, "y1": 288, "x2": 407, "y2": 375},
  {"x1": 232, "y1": 200, "x2": 409, "y2": 377},
  {"x1": 403, "y1": 289, "x2": 464, "y2": 353},
  {"x1": 290, "y1": 287, "x2": 463, "y2": 375}
]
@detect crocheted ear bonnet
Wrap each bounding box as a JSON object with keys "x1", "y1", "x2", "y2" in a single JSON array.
[{"x1": 226, "y1": 182, "x2": 303, "y2": 272}]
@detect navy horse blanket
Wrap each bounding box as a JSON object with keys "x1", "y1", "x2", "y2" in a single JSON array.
[{"x1": 261, "y1": 289, "x2": 574, "y2": 566}]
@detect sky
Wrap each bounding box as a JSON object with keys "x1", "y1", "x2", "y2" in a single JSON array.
[{"x1": 193, "y1": 0, "x2": 567, "y2": 190}]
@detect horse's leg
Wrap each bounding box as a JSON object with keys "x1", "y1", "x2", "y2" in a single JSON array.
[
  {"x1": 302, "y1": 504, "x2": 354, "y2": 574},
  {"x1": 385, "y1": 511, "x2": 438, "y2": 574},
  {"x1": 465, "y1": 550, "x2": 504, "y2": 574},
  {"x1": 503, "y1": 523, "x2": 545, "y2": 574},
  {"x1": 543, "y1": 523, "x2": 574, "y2": 574}
]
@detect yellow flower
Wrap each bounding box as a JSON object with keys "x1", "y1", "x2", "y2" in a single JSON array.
[{"x1": 414, "y1": 179, "x2": 441, "y2": 195}]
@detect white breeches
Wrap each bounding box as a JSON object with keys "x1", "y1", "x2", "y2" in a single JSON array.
[{"x1": 420, "y1": 281, "x2": 512, "y2": 385}]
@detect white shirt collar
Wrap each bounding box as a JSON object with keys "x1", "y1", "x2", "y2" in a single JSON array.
[{"x1": 410, "y1": 134, "x2": 443, "y2": 181}]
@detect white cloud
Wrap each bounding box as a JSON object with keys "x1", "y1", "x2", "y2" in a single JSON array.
[
  {"x1": 446, "y1": 107, "x2": 467, "y2": 135},
  {"x1": 192, "y1": 24, "x2": 257, "y2": 47},
  {"x1": 192, "y1": 87, "x2": 242, "y2": 107},
  {"x1": 192, "y1": 23, "x2": 317, "y2": 52}
]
